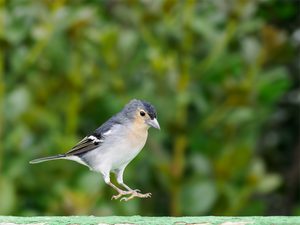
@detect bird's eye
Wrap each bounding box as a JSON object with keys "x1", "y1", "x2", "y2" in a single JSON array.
[{"x1": 140, "y1": 111, "x2": 146, "y2": 117}]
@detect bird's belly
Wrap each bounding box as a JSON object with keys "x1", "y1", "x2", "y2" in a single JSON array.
[
  {"x1": 83, "y1": 134, "x2": 147, "y2": 172},
  {"x1": 109, "y1": 144, "x2": 143, "y2": 169}
]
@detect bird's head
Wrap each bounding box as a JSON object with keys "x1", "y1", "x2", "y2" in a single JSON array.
[{"x1": 122, "y1": 99, "x2": 160, "y2": 130}]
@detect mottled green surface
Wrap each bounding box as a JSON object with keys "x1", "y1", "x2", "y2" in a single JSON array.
[{"x1": 0, "y1": 216, "x2": 300, "y2": 225}]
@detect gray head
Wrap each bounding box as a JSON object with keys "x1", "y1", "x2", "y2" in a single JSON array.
[{"x1": 122, "y1": 99, "x2": 160, "y2": 129}]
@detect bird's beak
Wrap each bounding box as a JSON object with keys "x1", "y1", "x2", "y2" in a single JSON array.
[{"x1": 147, "y1": 118, "x2": 160, "y2": 130}]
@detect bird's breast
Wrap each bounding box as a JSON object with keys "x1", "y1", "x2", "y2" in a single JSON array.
[
  {"x1": 110, "y1": 128, "x2": 148, "y2": 168},
  {"x1": 82, "y1": 124, "x2": 148, "y2": 172}
]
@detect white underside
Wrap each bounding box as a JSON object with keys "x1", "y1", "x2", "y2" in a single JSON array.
[
  {"x1": 65, "y1": 155, "x2": 91, "y2": 169},
  {"x1": 68, "y1": 124, "x2": 148, "y2": 175},
  {"x1": 83, "y1": 136, "x2": 147, "y2": 173}
]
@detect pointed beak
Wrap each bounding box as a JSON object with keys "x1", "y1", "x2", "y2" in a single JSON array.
[{"x1": 147, "y1": 118, "x2": 160, "y2": 130}]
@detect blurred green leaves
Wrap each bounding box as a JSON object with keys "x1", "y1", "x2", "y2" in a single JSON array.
[
  {"x1": 0, "y1": 177, "x2": 16, "y2": 214},
  {"x1": 2, "y1": 0, "x2": 298, "y2": 217},
  {"x1": 181, "y1": 180, "x2": 217, "y2": 215}
]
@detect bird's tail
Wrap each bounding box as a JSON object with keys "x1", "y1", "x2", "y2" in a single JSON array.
[{"x1": 29, "y1": 154, "x2": 66, "y2": 164}]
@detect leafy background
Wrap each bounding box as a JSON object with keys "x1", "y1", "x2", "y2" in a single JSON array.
[{"x1": 1, "y1": 0, "x2": 299, "y2": 216}]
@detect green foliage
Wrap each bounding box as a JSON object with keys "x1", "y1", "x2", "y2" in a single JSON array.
[{"x1": 1, "y1": 0, "x2": 298, "y2": 216}]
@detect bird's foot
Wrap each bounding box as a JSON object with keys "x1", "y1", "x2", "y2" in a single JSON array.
[
  {"x1": 120, "y1": 191, "x2": 152, "y2": 201},
  {"x1": 111, "y1": 190, "x2": 132, "y2": 200}
]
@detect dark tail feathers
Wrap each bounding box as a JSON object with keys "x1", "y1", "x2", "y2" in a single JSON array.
[{"x1": 29, "y1": 154, "x2": 66, "y2": 164}]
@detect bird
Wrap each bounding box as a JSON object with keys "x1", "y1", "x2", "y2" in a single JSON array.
[{"x1": 30, "y1": 99, "x2": 160, "y2": 201}]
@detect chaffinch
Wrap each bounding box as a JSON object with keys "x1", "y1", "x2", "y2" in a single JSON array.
[{"x1": 30, "y1": 99, "x2": 160, "y2": 201}]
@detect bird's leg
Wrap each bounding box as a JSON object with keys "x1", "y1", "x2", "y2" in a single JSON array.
[
  {"x1": 102, "y1": 172, "x2": 131, "y2": 200},
  {"x1": 120, "y1": 182, "x2": 141, "y2": 193},
  {"x1": 115, "y1": 168, "x2": 151, "y2": 201},
  {"x1": 116, "y1": 167, "x2": 140, "y2": 193},
  {"x1": 108, "y1": 182, "x2": 132, "y2": 200}
]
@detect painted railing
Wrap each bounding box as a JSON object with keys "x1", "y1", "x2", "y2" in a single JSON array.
[{"x1": 0, "y1": 216, "x2": 300, "y2": 225}]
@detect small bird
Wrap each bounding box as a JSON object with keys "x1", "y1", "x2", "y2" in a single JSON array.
[{"x1": 30, "y1": 99, "x2": 160, "y2": 201}]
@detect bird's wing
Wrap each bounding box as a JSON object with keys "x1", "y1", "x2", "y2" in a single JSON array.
[
  {"x1": 65, "y1": 114, "x2": 122, "y2": 157},
  {"x1": 65, "y1": 135, "x2": 103, "y2": 156}
]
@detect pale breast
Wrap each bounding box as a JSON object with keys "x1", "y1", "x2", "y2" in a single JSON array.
[
  {"x1": 109, "y1": 126, "x2": 148, "y2": 169},
  {"x1": 82, "y1": 123, "x2": 148, "y2": 172}
]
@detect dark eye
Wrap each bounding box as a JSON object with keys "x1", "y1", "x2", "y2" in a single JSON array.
[{"x1": 140, "y1": 111, "x2": 146, "y2": 117}]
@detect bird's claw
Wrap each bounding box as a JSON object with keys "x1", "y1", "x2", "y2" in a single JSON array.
[
  {"x1": 111, "y1": 189, "x2": 151, "y2": 201},
  {"x1": 111, "y1": 194, "x2": 121, "y2": 200},
  {"x1": 111, "y1": 191, "x2": 131, "y2": 200},
  {"x1": 120, "y1": 192, "x2": 152, "y2": 201}
]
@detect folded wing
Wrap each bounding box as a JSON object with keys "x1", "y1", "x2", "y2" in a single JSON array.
[{"x1": 65, "y1": 135, "x2": 103, "y2": 156}]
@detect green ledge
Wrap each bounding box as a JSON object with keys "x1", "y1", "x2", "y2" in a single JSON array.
[{"x1": 0, "y1": 216, "x2": 299, "y2": 225}]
